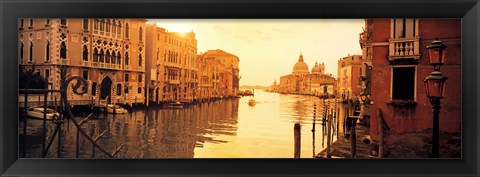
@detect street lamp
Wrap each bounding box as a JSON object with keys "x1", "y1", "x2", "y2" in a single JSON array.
[{"x1": 424, "y1": 39, "x2": 448, "y2": 158}]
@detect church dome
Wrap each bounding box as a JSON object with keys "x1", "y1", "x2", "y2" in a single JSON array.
[
  {"x1": 311, "y1": 62, "x2": 321, "y2": 74},
  {"x1": 292, "y1": 53, "x2": 310, "y2": 75}
]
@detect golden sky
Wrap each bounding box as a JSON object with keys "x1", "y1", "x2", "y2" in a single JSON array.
[{"x1": 148, "y1": 19, "x2": 364, "y2": 86}]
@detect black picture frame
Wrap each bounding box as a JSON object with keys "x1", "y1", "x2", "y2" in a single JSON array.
[{"x1": 1, "y1": 0, "x2": 479, "y2": 176}]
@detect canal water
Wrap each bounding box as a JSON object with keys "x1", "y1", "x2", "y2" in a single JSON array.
[{"x1": 21, "y1": 90, "x2": 347, "y2": 158}]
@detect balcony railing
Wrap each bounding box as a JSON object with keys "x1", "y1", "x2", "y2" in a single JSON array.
[
  {"x1": 388, "y1": 38, "x2": 420, "y2": 61},
  {"x1": 92, "y1": 62, "x2": 99, "y2": 67},
  {"x1": 169, "y1": 79, "x2": 180, "y2": 84},
  {"x1": 60, "y1": 59, "x2": 70, "y2": 65},
  {"x1": 124, "y1": 65, "x2": 131, "y2": 70},
  {"x1": 99, "y1": 63, "x2": 105, "y2": 68},
  {"x1": 82, "y1": 60, "x2": 91, "y2": 67}
]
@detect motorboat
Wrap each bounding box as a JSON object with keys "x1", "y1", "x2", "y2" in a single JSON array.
[
  {"x1": 106, "y1": 104, "x2": 129, "y2": 114},
  {"x1": 168, "y1": 101, "x2": 184, "y2": 109},
  {"x1": 26, "y1": 107, "x2": 60, "y2": 120},
  {"x1": 248, "y1": 99, "x2": 256, "y2": 106}
]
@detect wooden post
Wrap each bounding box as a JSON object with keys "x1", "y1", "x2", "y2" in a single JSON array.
[
  {"x1": 294, "y1": 123, "x2": 301, "y2": 158},
  {"x1": 326, "y1": 112, "x2": 332, "y2": 158},
  {"x1": 350, "y1": 120, "x2": 357, "y2": 158},
  {"x1": 377, "y1": 108, "x2": 384, "y2": 158}
]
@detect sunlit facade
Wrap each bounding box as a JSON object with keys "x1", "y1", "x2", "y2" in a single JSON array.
[{"x1": 18, "y1": 18, "x2": 147, "y2": 106}]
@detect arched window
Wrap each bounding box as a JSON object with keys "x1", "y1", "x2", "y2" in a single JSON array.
[
  {"x1": 117, "y1": 51, "x2": 121, "y2": 64},
  {"x1": 106, "y1": 20, "x2": 110, "y2": 33},
  {"x1": 139, "y1": 54, "x2": 142, "y2": 66},
  {"x1": 164, "y1": 51, "x2": 166, "y2": 61},
  {"x1": 99, "y1": 49, "x2": 104, "y2": 62},
  {"x1": 92, "y1": 82, "x2": 97, "y2": 96},
  {"x1": 82, "y1": 45, "x2": 88, "y2": 61},
  {"x1": 100, "y1": 20, "x2": 104, "y2": 31},
  {"x1": 83, "y1": 19, "x2": 89, "y2": 30},
  {"x1": 93, "y1": 48, "x2": 98, "y2": 62},
  {"x1": 20, "y1": 43, "x2": 24, "y2": 61},
  {"x1": 94, "y1": 19, "x2": 99, "y2": 30},
  {"x1": 105, "y1": 50, "x2": 110, "y2": 63},
  {"x1": 117, "y1": 22, "x2": 121, "y2": 35},
  {"x1": 29, "y1": 42, "x2": 33, "y2": 62},
  {"x1": 60, "y1": 42, "x2": 67, "y2": 59},
  {"x1": 139, "y1": 27, "x2": 143, "y2": 41},
  {"x1": 125, "y1": 51, "x2": 129, "y2": 65},
  {"x1": 45, "y1": 69, "x2": 50, "y2": 79},
  {"x1": 125, "y1": 23, "x2": 129, "y2": 38},
  {"x1": 111, "y1": 51, "x2": 116, "y2": 64},
  {"x1": 46, "y1": 41, "x2": 50, "y2": 61},
  {"x1": 116, "y1": 84, "x2": 122, "y2": 96}
]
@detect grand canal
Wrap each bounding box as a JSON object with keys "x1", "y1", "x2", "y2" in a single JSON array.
[{"x1": 21, "y1": 90, "x2": 346, "y2": 158}]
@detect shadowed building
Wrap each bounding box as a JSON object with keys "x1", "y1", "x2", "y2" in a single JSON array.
[
  {"x1": 361, "y1": 19, "x2": 461, "y2": 157},
  {"x1": 337, "y1": 54, "x2": 362, "y2": 101}
]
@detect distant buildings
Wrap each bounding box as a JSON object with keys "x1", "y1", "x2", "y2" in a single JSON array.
[
  {"x1": 360, "y1": 19, "x2": 461, "y2": 157},
  {"x1": 275, "y1": 53, "x2": 335, "y2": 97},
  {"x1": 336, "y1": 54, "x2": 363, "y2": 101}
]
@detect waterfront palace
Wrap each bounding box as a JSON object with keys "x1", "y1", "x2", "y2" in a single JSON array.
[{"x1": 18, "y1": 19, "x2": 240, "y2": 107}]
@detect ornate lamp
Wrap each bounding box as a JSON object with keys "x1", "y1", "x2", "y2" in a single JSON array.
[
  {"x1": 426, "y1": 39, "x2": 446, "y2": 70},
  {"x1": 424, "y1": 71, "x2": 447, "y2": 98}
]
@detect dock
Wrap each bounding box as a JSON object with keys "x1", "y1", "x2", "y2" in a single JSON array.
[{"x1": 315, "y1": 122, "x2": 374, "y2": 158}]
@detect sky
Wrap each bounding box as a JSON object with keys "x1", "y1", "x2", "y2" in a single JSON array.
[{"x1": 148, "y1": 19, "x2": 365, "y2": 86}]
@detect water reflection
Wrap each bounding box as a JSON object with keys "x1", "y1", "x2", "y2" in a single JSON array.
[{"x1": 22, "y1": 90, "x2": 346, "y2": 158}]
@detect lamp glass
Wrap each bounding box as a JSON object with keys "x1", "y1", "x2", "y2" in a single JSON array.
[{"x1": 424, "y1": 78, "x2": 446, "y2": 98}]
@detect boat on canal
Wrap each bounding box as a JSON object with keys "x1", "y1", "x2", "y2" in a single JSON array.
[
  {"x1": 26, "y1": 107, "x2": 60, "y2": 120},
  {"x1": 248, "y1": 99, "x2": 256, "y2": 106},
  {"x1": 106, "y1": 104, "x2": 129, "y2": 114},
  {"x1": 168, "y1": 101, "x2": 184, "y2": 109}
]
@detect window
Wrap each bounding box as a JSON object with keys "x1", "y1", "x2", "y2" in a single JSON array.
[
  {"x1": 93, "y1": 48, "x2": 98, "y2": 62},
  {"x1": 46, "y1": 41, "x2": 50, "y2": 62},
  {"x1": 60, "y1": 19, "x2": 67, "y2": 26},
  {"x1": 106, "y1": 20, "x2": 110, "y2": 33},
  {"x1": 82, "y1": 45, "x2": 88, "y2": 61},
  {"x1": 138, "y1": 74, "x2": 142, "y2": 82},
  {"x1": 393, "y1": 19, "x2": 415, "y2": 39},
  {"x1": 139, "y1": 27, "x2": 143, "y2": 41},
  {"x1": 125, "y1": 23, "x2": 129, "y2": 38},
  {"x1": 117, "y1": 51, "x2": 121, "y2": 64},
  {"x1": 116, "y1": 84, "x2": 122, "y2": 96},
  {"x1": 124, "y1": 86, "x2": 129, "y2": 94},
  {"x1": 94, "y1": 19, "x2": 99, "y2": 30},
  {"x1": 92, "y1": 82, "x2": 97, "y2": 96},
  {"x1": 117, "y1": 22, "x2": 121, "y2": 35},
  {"x1": 137, "y1": 87, "x2": 142, "y2": 94},
  {"x1": 106, "y1": 50, "x2": 110, "y2": 63},
  {"x1": 45, "y1": 69, "x2": 50, "y2": 80},
  {"x1": 20, "y1": 19, "x2": 24, "y2": 28},
  {"x1": 392, "y1": 67, "x2": 415, "y2": 100},
  {"x1": 83, "y1": 19, "x2": 89, "y2": 30},
  {"x1": 138, "y1": 54, "x2": 142, "y2": 66},
  {"x1": 125, "y1": 52, "x2": 129, "y2": 65},
  {"x1": 20, "y1": 43, "x2": 24, "y2": 61},
  {"x1": 35, "y1": 69, "x2": 41, "y2": 76},
  {"x1": 45, "y1": 19, "x2": 50, "y2": 25},
  {"x1": 111, "y1": 52, "x2": 116, "y2": 64},
  {"x1": 124, "y1": 73, "x2": 129, "y2": 82},
  {"x1": 83, "y1": 70, "x2": 89, "y2": 80},
  {"x1": 99, "y1": 49, "x2": 104, "y2": 62},
  {"x1": 29, "y1": 19, "x2": 34, "y2": 27},
  {"x1": 29, "y1": 42, "x2": 33, "y2": 62},
  {"x1": 60, "y1": 42, "x2": 67, "y2": 59}
]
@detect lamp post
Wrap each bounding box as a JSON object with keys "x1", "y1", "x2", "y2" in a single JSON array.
[{"x1": 424, "y1": 39, "x2": 447, "y2": 158}]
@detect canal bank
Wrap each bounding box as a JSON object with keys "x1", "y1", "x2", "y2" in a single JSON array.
[{"x1": 315, "y1": 122, "x2": 373, "y2": 158}]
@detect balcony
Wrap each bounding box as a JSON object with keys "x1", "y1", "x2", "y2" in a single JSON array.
[
  {"x1": 124, "y1": 65, "x2": 131, "y2": 70},
  {"x1": 169, "y1": 79, "x2": 180, "y2": 84},
  {"x1": 82, "y1": 60, "x2": 91, "y2": 67},
  {"x1": 99, "y1": 63, "x2": 106, "y2": 68},
  {"x1": 60, "y1": 59, "x2": 70, "y2": 65},
  {"x1": 388, "y1": 38, "x2": 420, "y2": 61}
]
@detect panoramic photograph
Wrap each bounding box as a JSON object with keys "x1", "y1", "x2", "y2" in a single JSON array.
[{"x1": 18, "y1": 18, "x2": 461, "y2": 158}]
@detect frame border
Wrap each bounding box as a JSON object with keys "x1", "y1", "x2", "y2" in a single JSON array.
[{"x1": 1, "y1": 0, "x2": 479, "y2": 176}]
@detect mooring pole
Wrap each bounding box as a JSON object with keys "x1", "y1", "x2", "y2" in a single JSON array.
[
  {"x1": 327, "y1": 110, "x2": 332, "y2": 158},
  {"x1": 42, "y1": 92, "x2": 47, "y2": 158},
  {"x1": 294, "y1": 123, "x2": 301, "y2": 158}
]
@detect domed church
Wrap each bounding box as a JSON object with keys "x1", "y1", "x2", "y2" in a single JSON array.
[
  {"x1": 292, "y1": 53, "x2": 310, "y2": 76},
  {"x1": 275, "y1": 53, "x2": 336, "y2": 97}
]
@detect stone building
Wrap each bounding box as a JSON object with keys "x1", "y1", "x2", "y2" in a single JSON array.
[
  {"x1": 336, "y1": 54, "x2": 362, "y2": 101},
  {"x1": 18, "y1": 18, "x2": 147, "y2": 106},
  {"x1": 277, "y1": 53, "x2": 335, "y2": 96},
  {"x1": 145, "y1": 24, "x2": 198, "y2": 104},
  {"x1": 361, "y1": 19, "x2": 461, "y2": 157},
  {"x1": 197, "y1": 49, "x2": 239, "y2": 99}
]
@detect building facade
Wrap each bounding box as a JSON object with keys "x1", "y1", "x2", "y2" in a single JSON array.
[
  {"x1": 336, "y1": 54, "x2": 362, "y2": 101},
  {"x1": 361, "y1": 19, "x2": 461, "y2": 157},
  {"x1": 145, "y1": 25, "x2": 198, "y2": 104},
  {"x1": 19, "y1": 18, "x2": 147, "y2": 106}
]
